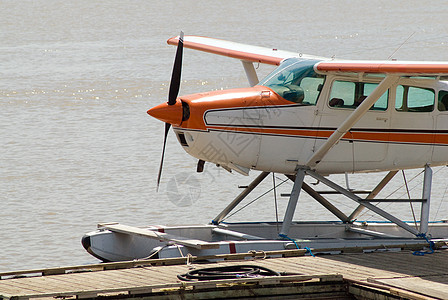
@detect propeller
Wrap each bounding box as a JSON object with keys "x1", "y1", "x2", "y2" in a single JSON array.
[{"x1": 156, "y1": 31, "x2": 184, "y2": 191}]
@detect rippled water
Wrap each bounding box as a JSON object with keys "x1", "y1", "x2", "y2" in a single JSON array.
[{"x1": 1, "y1": 0, "x2": 448, "y2": 272}]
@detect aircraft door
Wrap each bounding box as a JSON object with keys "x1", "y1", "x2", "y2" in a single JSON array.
[
  {"x1": 314, "y1": 79, "x2": 391, "y2": 172},
  {"x1": 390, "y1": 84, "x2": 436, "y2": 168}
]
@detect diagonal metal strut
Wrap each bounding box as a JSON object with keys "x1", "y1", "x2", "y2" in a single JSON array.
[
  {"x1": 211, "y1": 171, "x2": 270, "y2": 224},
  {"x1": 305, "y1": 170, "x2": 420, "y2": 236},
  {"x1": 286, "y1": 174, "x2": 350, "y2": 222},
  {"x1": 348, "y1": 170, "x2": 399, "y2": 221}
]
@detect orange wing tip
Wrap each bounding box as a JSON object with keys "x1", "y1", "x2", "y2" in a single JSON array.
[{"x1": 167, "y1": 36, "x2": 180, "y2": 46}]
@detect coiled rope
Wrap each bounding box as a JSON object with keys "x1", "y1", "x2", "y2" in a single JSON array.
[{"x1": 177, "y1": 265, "x2": 280, "y2": 281}]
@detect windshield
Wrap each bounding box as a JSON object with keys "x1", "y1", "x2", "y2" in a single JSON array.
[{"x1": 258, "y1": 58, "x2": 324, "y2": 105}]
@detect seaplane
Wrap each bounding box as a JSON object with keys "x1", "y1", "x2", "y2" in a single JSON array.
[{"x1": 82, "y1": 33, "x2": 448, "y2": 262}]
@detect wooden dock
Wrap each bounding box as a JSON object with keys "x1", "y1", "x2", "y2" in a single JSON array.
[{"x1": 1, "y1": 247, "x2": 447, "y2": 299}]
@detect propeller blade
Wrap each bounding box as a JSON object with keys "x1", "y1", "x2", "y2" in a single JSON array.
[
  {"x1": 156, "y1": 122, "x2": 171, "y2": 191},
  {"x1": 155, "y1": 31, "x2": 184, "y2": 191},
  {"x1": 168, "y1": 31, "x2": 184, "y2": 105}
]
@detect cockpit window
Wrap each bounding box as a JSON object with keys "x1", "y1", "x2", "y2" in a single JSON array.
[{"x1": 258, "y1": 58, "x2": 324, "y2": 105}]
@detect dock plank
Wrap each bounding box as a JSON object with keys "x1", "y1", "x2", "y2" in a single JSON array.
[
  {"x1": 83, "y1": 271, "x2": 143, "y2": 287},
  {"x1": 259, "y1": 258, "x2": 322, "y2": 275},
  {"x1": 79, "y1": 271, "x2": 157, "y2": 290},
  {"x1": 331, "y1": 250, "x2": 447, "y2": 274},
  {"x1": 320, "y1": 252, "x2": 431, "y2": 278},
  {"x1": 370, "y1": 275, "x2": 448, "y2": 299},
  {"x1": 118, "y1": 267, "x2": 182, "y2": 285},
  {"x1": 0, "y1": 280, "x2": 40, "y2": 297},
  {"x1": 110, "y1": 269, "x2": 159, "y2": 285},
  {"x1": 0, "y1": 278, "x2": 49, "y2": 294},
  {"x1": 299, "y1": 257, "x2": 382, "y2": 278},
  {"x1": 1, "y1": 249, "x2": 447, "y2": 299},
  {"x1": 39, "y1": 272, "x2": 135, "y2": 293},
  {"x1": 139, "y1": 266, "x2": 186, "y2": 283}
]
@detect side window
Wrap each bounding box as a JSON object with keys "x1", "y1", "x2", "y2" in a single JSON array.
[
  {"x1": 438, "y1": 90, "x2": 448, "y2": 111},
  {"x1": 329, "y1": 80, "x2": 388, "y2": 110},
  {"x1": 365, "y1": 83, "x2": 388, "y2": 110},
  {"x1": 329, "y1": 81, "x2": 354, "y2": 107},
  {"x1": 395, "y1": 86, "x2": 434, "y2": 112},
  {"x1": 300, "y1": 77, "x2": 325, "y2": 105}
]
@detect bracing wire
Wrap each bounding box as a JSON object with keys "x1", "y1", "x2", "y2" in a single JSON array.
[
  {"x1": 387, "y1": 32, "x2": 416, "y2": 60},
  {"x1": 358, "y1": 167, "x2": 445, "y2": 221},
  {"x1": 272, "y1": 173, "x2": 280, "y2": 233},
  {"x1": 342, "y1": 33, "x2": 448, "y2": 58},
  {"x1": 433, "y1": 166, "x2": 448, "y2": 222},
  {"x1": 402, "y1": 170, "x2": 418, "y2": 229},
  {"x1": 358, "y1": 169, "x2": 424, "y2": 220},
  {"x1": 222, "y1": 177, "x2": 289, "y2": 222}
]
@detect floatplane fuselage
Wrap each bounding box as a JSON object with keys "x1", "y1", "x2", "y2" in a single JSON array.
[
  {"x1": 82, "y1": 34, "x2": 448, "y2": 262},
  {"x1": 148, "y1": 56, "x2": 448, "y2": 176}
]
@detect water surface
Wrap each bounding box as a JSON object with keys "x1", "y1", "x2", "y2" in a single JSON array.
[{"x1": 1, "y1": 0, "x2": 448, "y2": 272}]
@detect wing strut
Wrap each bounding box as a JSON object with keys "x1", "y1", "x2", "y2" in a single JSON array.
[
  {"x1": 242, "y1": 61, "x2": 259, "y2": 87},
  {"x1": 306, "y1": 75, "x2": 399, "y2": 168}
]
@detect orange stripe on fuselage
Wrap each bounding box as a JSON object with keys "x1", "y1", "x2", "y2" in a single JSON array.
[
  {"x1": 176, "y1": 86, "x2": 448, "y2": 146},
  {"x1": 203, "y1": 125, "x2": 448, "y2": 146}
]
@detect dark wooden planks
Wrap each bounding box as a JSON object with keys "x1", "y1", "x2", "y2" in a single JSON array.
[{"x1": 0, "y1": 249, "x2": 447, "y2": 299}]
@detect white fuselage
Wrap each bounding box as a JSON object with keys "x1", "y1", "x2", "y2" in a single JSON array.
[{"x1": 173, "y1": 73, "x2": 448, "y2": 175}]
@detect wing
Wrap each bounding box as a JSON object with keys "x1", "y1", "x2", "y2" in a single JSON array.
[
  {"x1": 167, "y1": 35, "x2": 323, "y2": 66},
  {"x1": 315, "y1": 60, "x2": 448, "y2": 75},
  {"x1": 168, "y1": 35, "x2": 448, "y2": 75}
]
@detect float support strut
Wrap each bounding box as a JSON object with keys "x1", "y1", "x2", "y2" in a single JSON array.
[
  {"x1": 306, "y1": 170, "x2": 420, "y2": 236},
  {"x1": 286, "y1": 174, "x2": 350, "y2": 222},
  {"x1": 420, "y1": 165, "x2": 432, "y2": 234},
  {"x1": 279, "y1": 169, "x2": 305, "y2": 237},
  {"x1": 348, "y1": 170, "x2": 399, "y2": 221}
]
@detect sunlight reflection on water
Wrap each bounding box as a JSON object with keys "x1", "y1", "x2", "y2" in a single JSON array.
[{"x1": 1, "y1": 0, "x2": 448, "y2": 272}]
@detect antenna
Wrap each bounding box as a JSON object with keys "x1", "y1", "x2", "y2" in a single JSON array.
[{"x1": 388, "y1": 31, "x2": 416, "y2": 60}]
